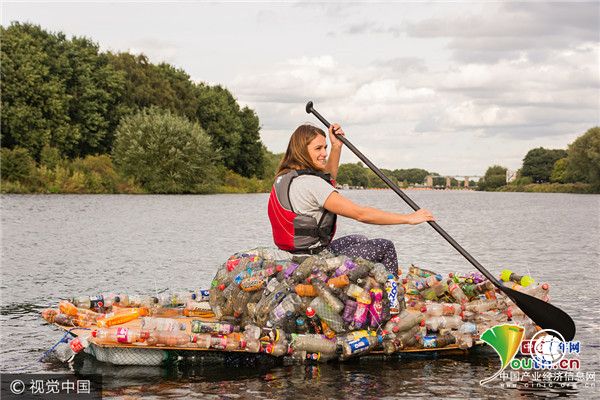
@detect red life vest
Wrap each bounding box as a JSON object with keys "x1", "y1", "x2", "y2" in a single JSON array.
[{"x1": 267, "y1": 169, "x2": 337, "y2": 253}]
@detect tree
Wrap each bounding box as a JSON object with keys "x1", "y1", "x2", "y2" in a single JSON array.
[
  {"x1": 1, "y1": 23, "x2": 125, "y2": 159},
  {"x1": 521, "y1": 147, "x2": 568, "y2": 183},
  {"x1": 565, "y1": 127, "x2": 600, "y2": 189},
  {"x1": 112, "y1": 107, "x2": 219, "y2": 193},
  {"x1": 236, "y1": 107, "x2": 265, "y2": 178},
  {"x1": 392, "y1": 168, "x2": 430, "y2": 184},
  {"x1": 550, "y1": 158, "x2": 569, "y2": 183},
  {"x1": 337, "y1": 162, "x2": 369, "y2": 187},
  {"x1": 478, "y1": 165, "x2": 507, "y2": 191}
]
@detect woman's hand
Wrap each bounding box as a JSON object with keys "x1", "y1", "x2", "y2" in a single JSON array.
[
  {"x1": 407, "y1": 209, "x2": 435, "y2": 225},
  {"x1": 329, "y1": 123, "x2": 345, "y2": 148}
]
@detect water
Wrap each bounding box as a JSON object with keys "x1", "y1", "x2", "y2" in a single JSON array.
[{"x1": 1, "y1": 191, "x2": 599, "y2": 398}]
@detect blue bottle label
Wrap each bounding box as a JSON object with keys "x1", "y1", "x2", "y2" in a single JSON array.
[{"x1": 348, "y1": 337, "x2": 370, "y2": 353}]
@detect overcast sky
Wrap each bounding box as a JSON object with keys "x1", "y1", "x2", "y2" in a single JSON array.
[{"x1": 3, "y1": 1, "x2": 599, "y2": 176}]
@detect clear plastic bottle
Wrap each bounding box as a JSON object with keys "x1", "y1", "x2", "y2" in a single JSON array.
[
  {"x1": 339, "y1": 335, "x2": 381, "y2": 360},
  {"x1": 245, "y1": 337, "x2": 261, "y2": 353},
  {"x1": 190, "y1": 333, "x2": 212, "y2": 349},
  {"x1": 423, "y1": 302, "x2": 463, "y2": 317},
  {"x1": 447, "y1": 281, "x2": 468, "y2": 303},
  {"x1": 312, "y1": 279, "x2": 344, "y2": 314},
  {"x1": 309, "y1": 297, "x2": 346, "y2": 333},
  {"x1": 346, "y1": 264, "x2": 371, "y2": 282},
  {"x1": 69, "y1": 295, "x2": 105, "y2": 311},
  {"x1": 267, "y1": 293, "x2": 303, "y2": 327},
  {"x1": 146, "y1": 331, "x2": 189, "y2": 347},
  {"x1": 291, "y1": 257, "x2": 319, "y2": 283},
  {"x1": 342, "y1": 299, "x2": 358, "y2": 324},
  {"x1": 523, "y1": 283, "x2": 550, "y2": 301},
  {"x1": 464, "y1": 299, "x2": 498, "y2": 313},
  {"x1": 240, "y1": 275, "x2": 265, "y2": 292},
  {"x1": 333, "y1": 258, "x2": 356, "y2": 277},
  {"x1": 191, "y1": 321, "x2": 236, "y2": 335},
  {"x1": 92, "y1": 327, "x2": 150, "y2": 343},
  {"x1": 141, "y1": 317, "x2": 186, "y2": 332},
  {"x1": 291, "y1": 333, "x2": 337, "y2": 354},
  {"x1": 128, "y1": 295, "x2": 159, "y2": 308},
  {"x1": 54, "y1": 334, "x2": 91, "y2": 362},
  {"x1": 232, "y1": 290, "x2": 252, "y2": 318},
  {"x1": 408, "y1": 264, "x2": 436, "y2": 278},
  {"x1": 425, "y1": 315, "x2": 463, "y2": 331},
  {"x1": 345, "y1": 284, "x2": 372, "y2": 304},
  {"x1": 305, "y1": 307, "x2": 323, "y2": 334},
  {"x1": 383, "y1": 310, "x2": 424, "y2": 333}
]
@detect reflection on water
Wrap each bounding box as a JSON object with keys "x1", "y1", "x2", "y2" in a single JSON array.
[{"x1": 1, "y1": 192, "x2": 598, "y2": 398}]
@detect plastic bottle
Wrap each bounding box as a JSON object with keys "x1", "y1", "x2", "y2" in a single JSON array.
[
  {"x1": 309, "y1": 297, "x2": 346, "y2": 333},
  {"x1": 333, "y1": 258, "x2": 356, "y2": 277},
  {"x1": 420, "y1": 333, "x2": 456, "y2": 348},
  {"x1": 339, "y1": 335, "x2": 381, "y2": 360},
  {"x1": 346, "y1": 264, "x2": 371, "y2": 282},
  {"x1": 448, "y1": 272, "x2": 473, "y2": 284},
  {"x1": 383, "y1": 310, "x2": 424, "y2": 334},
  {"x1": 457, "y1": 322, "x2": 477, "y2": 335},
  {"x1": 500, "y1": 269, "x2": 534, "y2": 287},
  {"x1": 128, "y1": 295, "x2": 159, "y2": 308},
  {"x1": 327, "y1": 274, "x2": 350, "y2": 288},
  {"x1": 191, "y1": 321, "x2": 236, "y2": 335},
  {"x1": 312, "y1": 279, "x2": 344, "y2": 314},
  {"x1": 425, "y1": 315, "x2": 463, "y2": 331},
  {"x1": 295, "y1": 316, "x2": 309, "y2": 334},
  {"x1": 370, "y1": 263, "x2": 389, "y2": 284},
  {"x1": 295, "y1": 284, "x2": 318, "y2": 297},
  {"x1": 523, "y1": 283, "x2": 550, "y2": 301},
  {"x1": 291, "y1": 333, "x2": 337, "y2": 354},
  {"x1": 464, "y1": 299, "x2": 498, "y2": 313},
  {"x1": 423, "y1": 302, "x2": 463, "y2": 317},
  {"x1": 224, "y1": 333, "x2": 247, "y2": 351},
  {"x1": 97, "y1": 308, "x2": 148, "y2": 328},
  {"x1": 385, "y1": 274, "x2": 400, "y2": 315},
  {"x1": 270, "y1": 338, "x2": 290, "y2": 357},
  {"x1": 305, "y1": 307, "x2": 323, "y2": 334},
  {"x1": 209, "y1": 335, "x2": 228, "y2": 350},
  {"x1": 345, "y1": 284, "x2": 372, "y2": 304},
  {"x1": 408, "y1": 264, "x2": 435, "y2": 278},
  {"x1": 240, "y1": 275, "x2": 265, "y2": 292},
  {"x1": 70, "y1": 295, "x2": 105, "y2": 311},
  {"x1": 141, "y1": 317, "x2": 186, "y2": 332},
  {"x1": 342, "y1": 299, "x2": 358, "y2": 324},
  {"x1": 59, "y1": 300, "x2": 79, "y2": 316},
  {"x1": 184, "y1": 300, "x2": 212, "y2": 315},
  {"x1": 254, "y1": 281, "x2": 290, "y2": 326},
  {"x1": 267, "y1": 293, "x2": 303, "y2": 327},
  {"x1": 291, "y1": 257, "x2": 319, "y2": 283},
  {"x1": 351, "y1": 299, "x2": 370, "y2": 330},
  {"x1": 92, "y1": 327, "x2": 150, "y2": 344},
  {"x1": 418, "y1": 274, "x2": 443, "y2": 290},
  {"x1": 54, "y1": 335, "x2": 91, "y2": 362},
  {"x1": 245, "y1": 337, "x2": 261, "y2": 353},
  {"x1": 369, "y1": 288, "x2": 384, "y2": 327},
  {"x1": 447, "y1": 281, "x2": 469, "y2": 304}
]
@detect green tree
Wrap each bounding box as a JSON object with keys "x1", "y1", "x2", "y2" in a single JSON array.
[
  {"x1": 1, "y1": 23, "x2": 125, "y2": 158},
  {"x1": 262, "y1": 150, "x2": 283, "y2": 180},
  {"x1": 0, "y1": 147, "x2": 36, "y2": 183},
  {"x1": 566, "y1": 127, "x2": 600, "y2": 188},
  {"x1": 478, "y1": 165, "x2": 507, "y2": 191},
  {"x1": 337, "y1": 162, "x2": 369, "y2": 187},
  {"x1": 521, "y1": 147, "x2": 568, "y2": 183},
  {"x1": 236, "y1": 107, "x2": 265, "y2": 178},
  {"x1": 112, "y1": 107, "x2": 219, "y2": 193},
  {"x1": 550, "y1": 158, "x2": 569, "y2": 183},
  {"x1": 194, "y1": 84, "x2": 243, "y2": 170},
  {"x1": 392, "y1": 168, "x2": 430, "y2": 184}
]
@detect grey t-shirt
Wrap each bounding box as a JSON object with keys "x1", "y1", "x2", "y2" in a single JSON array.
[{"x1": 288, "y1": 175, "x2": 337, "y2": 222}]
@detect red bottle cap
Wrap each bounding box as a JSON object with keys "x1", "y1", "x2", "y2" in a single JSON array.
[
  {"x1": 276, "y1": 265, "x2": 283, "y2": 272},
  {"x1": 392, "y1": 326, "x2": 399, "y2": 333},
  {"x1": 541, "y1": 283, "x2": 549, "y2": 290},
  {"x1": 402, "y1": 279, "x2": 408, "y2": 285},
  {"x1": 421, "y1": 306, "x2": 427, "y2": 313},
  {"x1": 218, "y1": 284, "x2": 226, "y2": 291},
  {"x1": 506, "y1": 309, "x2": 513, "y2": 319},
  {"x1": 448, "y1": 273, "x2": 454, "y2": 278},
  {"x1": 305, "y1": 307, "x2": 316, "y2": 318},
  {"x1": 420, "y1": 320, "x2": 426, "y2": 327},
  {"x1": 91, "y1": 330, "x2": 98, "y2": 338}
]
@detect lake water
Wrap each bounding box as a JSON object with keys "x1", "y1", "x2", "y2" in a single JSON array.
[{"x1": 1, "y1": 191, "x2": 599, "y2": 399}]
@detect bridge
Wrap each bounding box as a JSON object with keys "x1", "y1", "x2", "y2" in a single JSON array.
[{"x1": 424, "y1": 175, "x2": 483, "y2": 188}]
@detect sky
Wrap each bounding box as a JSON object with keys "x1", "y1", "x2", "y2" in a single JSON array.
[{"x1": 3, "y1": 1, "x2": 599, "y2": 176}]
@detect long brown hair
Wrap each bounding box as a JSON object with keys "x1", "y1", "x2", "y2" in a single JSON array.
[{"x1": 275, "y1": 124, "x2": 326, "y2": 177}]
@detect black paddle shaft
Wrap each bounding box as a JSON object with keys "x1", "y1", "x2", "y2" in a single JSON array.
[{"x1": 306, "y1": 100, "x2": 576, "y2": 341}]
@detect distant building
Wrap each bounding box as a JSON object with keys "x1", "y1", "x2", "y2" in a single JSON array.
[{"x1": 506, "y1": 169, "x2": 517, "y2": 183}]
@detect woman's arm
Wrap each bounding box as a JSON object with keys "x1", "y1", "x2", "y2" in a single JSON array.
[
  {"x1": 324, "y1": 124, "x2": 344, "y2": 180},
  {"x1": 323, "y1": 192, "x2": 435, "y2": 225}
]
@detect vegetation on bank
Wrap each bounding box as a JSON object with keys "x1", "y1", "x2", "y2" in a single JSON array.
[
  {"x1": 1, "y1": 23, "x2": 597, "y2": 195},
  {"x1": 479, "y1": 127, "x2": 599, "y2": 194}
]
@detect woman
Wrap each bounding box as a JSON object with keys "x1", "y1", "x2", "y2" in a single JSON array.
[{"x1": 267, "y1": 123, "x2": 434, "y2": 276}]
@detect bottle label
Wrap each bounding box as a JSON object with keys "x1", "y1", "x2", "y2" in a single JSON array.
[
  {"x1": 272, "y1": 303, "x2": 287, "y2": 320},
  {"x1": 386, "y1": 279, "x2": 399, "y2": 314},
  {"x1": 422, "y1": 335, "x2": 437, "y2": 348},
  {"x1": 116, "y1": 327, "x2": 130, "y2": 343},
  {"x1": 69, "y1": 338, "x2": 84, "y2": 353},
  {"x1": 347, "y1": 337, "x2": 370, "y2": 354},
  {"x1": 90, "y1": 295, "x2": 104, "y2": 309}
]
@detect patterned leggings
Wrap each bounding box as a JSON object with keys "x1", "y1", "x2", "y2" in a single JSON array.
[{"x1": 327, "y1": 234, "x2": 399, "y2": 276}]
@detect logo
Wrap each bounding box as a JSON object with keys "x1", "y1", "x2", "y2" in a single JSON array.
[
  {"x1": 480, "y1": 324, "x2": 575, "y2": 386},
  {"x1": 480, "y1": 324, "x2": 525, "y2": 385}
]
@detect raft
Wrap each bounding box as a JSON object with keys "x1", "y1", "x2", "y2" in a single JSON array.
[{"x1": 52, "y1": 321, "x2": 486, "y2": 367}]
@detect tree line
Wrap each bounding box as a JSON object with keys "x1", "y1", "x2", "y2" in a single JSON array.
[
  {"x1": 1, "y1": 22, "x2": 276, "y2": 193},
  {"x1": 478, "y1": 127, "x2": 599, "y2": 193}
]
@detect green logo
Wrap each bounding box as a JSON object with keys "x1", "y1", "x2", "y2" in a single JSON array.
[{"x1": 480, "y1": 324, "x2": 525, "y2": 385}]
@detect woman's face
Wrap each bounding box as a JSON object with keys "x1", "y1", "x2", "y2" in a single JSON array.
[{"x1": 307, "y1": 134, "x2": 327, "y2": 169}]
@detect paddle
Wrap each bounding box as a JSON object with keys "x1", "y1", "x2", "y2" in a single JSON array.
[{"x1": 306, "y1": 100, "x2": 576, "y2": 341}]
